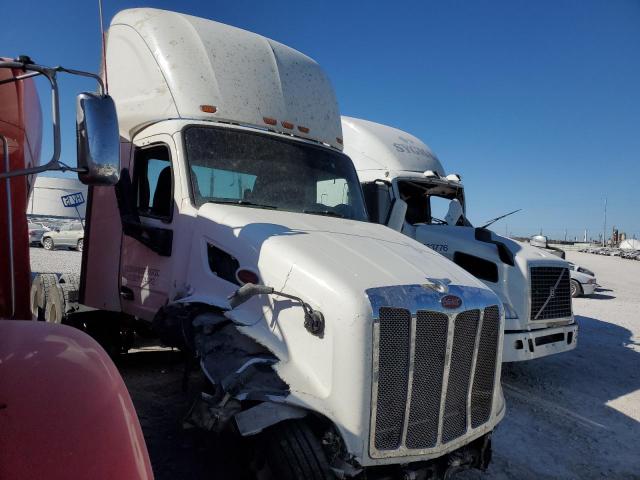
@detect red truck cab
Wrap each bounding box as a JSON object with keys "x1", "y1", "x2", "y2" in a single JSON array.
[{"x1": 0, "y1": 59, "x2": 153, "y2": 480}]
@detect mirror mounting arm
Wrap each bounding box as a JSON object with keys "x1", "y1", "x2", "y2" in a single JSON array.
[{"x1": 0, "y1": 58, "x2": 107, "y2": 180}]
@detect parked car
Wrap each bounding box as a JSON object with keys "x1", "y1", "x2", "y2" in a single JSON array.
[
  {"x1": 27, "y1": 222, "x2": 48, "y2": 246},
  {"x1": 568, "y1": 262, "x2": 597, "y2": 297},
  {"x1": 41, "y1": 222, "x2": 84, "y2": 251}
]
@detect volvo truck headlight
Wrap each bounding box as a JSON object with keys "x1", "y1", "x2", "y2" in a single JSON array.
[{"x1": 503, "y1": 302, "x2": 519, "y2": 319}]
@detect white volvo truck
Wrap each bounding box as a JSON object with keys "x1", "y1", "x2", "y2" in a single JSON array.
[
  {"x1": 40, "y1": 9, "x2": 507, "y2": 478},
  {"x1": 341, "y1": 116, "x2": 577, "y2": 363}
]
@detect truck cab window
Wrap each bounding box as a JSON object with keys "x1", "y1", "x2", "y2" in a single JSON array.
[
  {"x1": 184, "y1": 126, "x2": 368, "y2": 221},
  {"x1": 133, "y1": 145, "x2": 173, "y2": 220}
]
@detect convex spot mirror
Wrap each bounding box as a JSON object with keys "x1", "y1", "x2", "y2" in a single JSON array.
[{"x1": 76, "y1": 92, "x2": 120, "y2": 186}]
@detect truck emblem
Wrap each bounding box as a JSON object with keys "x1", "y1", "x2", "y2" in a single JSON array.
[
  {"x1": 441, "y1": 295, "x2": 462, "y2": 309},
  {"x1": 549, "y1": 287, "x2": 556, "y2": 298}
]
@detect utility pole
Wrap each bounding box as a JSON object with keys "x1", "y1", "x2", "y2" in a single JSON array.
[{"x1": 602, "y1": 197, "x2": 607, "y2": 246}]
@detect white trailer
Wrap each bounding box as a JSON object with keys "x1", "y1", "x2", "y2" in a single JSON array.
[
  {"x1": 31, "y1": 9, "x2": 508, "y2": 478},
  {"x1": 342, "y1": 116, "x2": 578, "y2": 363}
]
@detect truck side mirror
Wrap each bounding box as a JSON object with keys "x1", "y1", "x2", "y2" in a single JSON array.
[
  {"x1": 76, "y1": 93, "x2": 120, "y2": 186},
  {"x1": 387, "y1": 198, "x2": 408, "y2": 232}
]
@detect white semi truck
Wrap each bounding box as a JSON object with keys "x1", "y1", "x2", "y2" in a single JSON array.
[
  {"x1": 341, "y1": 116, "x2": 577, "y2": 363},
  {"x1": 34, "y1": 9, "x2": 507, "y2": 478}
]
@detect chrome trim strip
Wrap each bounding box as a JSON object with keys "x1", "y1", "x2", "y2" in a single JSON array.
[
  {"x1": 435, "y1": 312, "x2": 455, "y2": 448},
  {"x1": 400, "y1": 315, "x2": 417, "y2": 444},
  {"x1": 466, "y1": 309, "x2": 484, "y2": 430}
]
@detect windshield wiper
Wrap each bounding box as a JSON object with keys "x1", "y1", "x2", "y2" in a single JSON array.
[
  {"x1": 303, "y1": 208, "x2": 344, "y2": 218},
  {"x1": 209, "y1": 199, "x2": 278, "y2": 209}
]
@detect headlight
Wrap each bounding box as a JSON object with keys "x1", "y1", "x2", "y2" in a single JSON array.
[{"x1": 503, "y1": 302, "x2": 519, "y2": 319}]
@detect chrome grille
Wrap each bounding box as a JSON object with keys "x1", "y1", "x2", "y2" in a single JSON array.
[
  {"x1": 530, "y1": 266, "x2": 572, "y2": 320},
  {"x1": 374, "y1": 307, "x2": 411, "y2": 450},
  {"x1": 442, "y1": 310, "x2": 479, "y2": 443},
  {"x1": 405, "y1": 312, "x2": 448, "y2": 449},
  {"x1": 372, "y1": 305, "x2": 501, "y2": 457},
  {"x1": 471, "y1": 305, "x2": 500, "y2": 428}
]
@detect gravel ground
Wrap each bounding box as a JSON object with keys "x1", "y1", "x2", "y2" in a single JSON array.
[
  {"x1": 29, "y1": 246, "x2": 81, "y2": 275},
  {"x1": 461, "y1": 251, "x2": 640, "y2": 480},
  {"x1": 32, "y1": 249, "x2": 640, "y2": 479}
]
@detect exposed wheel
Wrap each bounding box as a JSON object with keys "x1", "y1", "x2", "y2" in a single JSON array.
[
  {"x1": 34, "y1": 273, "x2": 59, "y2": 321},
  {"x1": 42, "y1": 237, "x2": 54, "y2": 250},
  {"x1": 570, "y1": 279, "x2": 582, "y2": 298},
  {"x1": 76, "y1": 238, "x2": 83, "y2": 252},
  {"x1": 262, "y1": 420, "x2": 334, "y2": 480},
  {"x1": 29, "y1": 279, "x2": 40, "y2": 319},
  {"x1": 59, "y1": 273, "x2": 80, "y2": 291},
  {"x1": 45, "y1": 284, "x2": 65, "y2": 324}
]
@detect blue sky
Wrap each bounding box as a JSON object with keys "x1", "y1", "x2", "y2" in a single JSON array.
[{"x1": 3, "y1": 0, "x2": 639, "y2": 240}]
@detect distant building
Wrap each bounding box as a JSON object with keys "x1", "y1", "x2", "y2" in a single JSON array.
[
  {"x1": 27, "y1": 175, "x2": 87, "y2": 218},
  {"x1": 620, "y1": 239, "x2": 640, "y2": 250}
]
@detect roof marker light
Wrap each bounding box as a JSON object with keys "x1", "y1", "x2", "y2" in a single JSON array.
[
  {"x1": 424, "y1": 170, "x2": 439, "y2": 178},
  {"x1": 281, "y1": 121, "x2": 294, "y2": 129},
  {"x1": 263, "y1": 117, "x2": 277, "y2": 126},
  {"x1": 200, "y1": 105, "x2": 217, "y2": 113},
  {"x1": 297, "y1": 126, "x2": 310, "y2": 133}
]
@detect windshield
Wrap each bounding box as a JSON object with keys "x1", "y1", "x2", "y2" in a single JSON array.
[
  {"x1": 397, "y1": 179, "x2": 468, "y2": 226},
  {"x1": 184, "y1": 126, "x2": 368, "y2": 221}
]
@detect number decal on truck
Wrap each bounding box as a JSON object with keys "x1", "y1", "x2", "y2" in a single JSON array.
[{"x1": 427, "y1": 244, "x2": 449, "y2": 253}]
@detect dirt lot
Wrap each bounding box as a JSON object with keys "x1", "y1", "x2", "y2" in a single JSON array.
[{"x1": 31, "y1": 249, "x2": 640, "y2": 479}]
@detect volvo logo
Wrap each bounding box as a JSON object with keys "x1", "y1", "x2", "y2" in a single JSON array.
[{"x1": 441, "y1": 295, "x2": 463, "y2": 309}]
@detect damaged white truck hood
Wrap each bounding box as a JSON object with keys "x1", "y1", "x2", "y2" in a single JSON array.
[
  {"x1": 197, "y1": 203, "x2": 486, "y2": 294},
  {"x1": 186, "y1": 204, "x2": 503, "y2": 465}
]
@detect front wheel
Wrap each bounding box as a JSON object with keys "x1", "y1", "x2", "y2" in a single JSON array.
[
  {"x1": 42, "y1": 237, "x2": 54, "y2": 250},
  {"x1": 262, "y1": 420, "x2": 334, "y2": 480},
  {"x1": 570, "y1": 279, "x2": 582, "y2": 298}
]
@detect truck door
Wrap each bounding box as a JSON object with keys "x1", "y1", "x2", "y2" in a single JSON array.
[{"x1": 119, "y1": 136, "x2": 177, "y2": 321}]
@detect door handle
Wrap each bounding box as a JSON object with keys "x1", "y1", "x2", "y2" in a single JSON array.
[{"x1": 119, "y1": 286, "x2": 134, "y2": 301}]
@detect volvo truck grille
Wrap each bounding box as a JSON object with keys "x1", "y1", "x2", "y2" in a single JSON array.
[
  {"x1": 371, "y1": 305, "x2": 501, "y2": 457},
  {"x1": 530, "y1": 266, "x2": 572, "y2": 320}
]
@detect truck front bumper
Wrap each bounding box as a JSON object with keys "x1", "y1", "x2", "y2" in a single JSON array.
[{"x1": 502, "y1": 323, "x2": 578, "y2": 362}]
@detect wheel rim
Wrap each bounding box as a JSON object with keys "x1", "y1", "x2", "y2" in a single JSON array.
[
  {"x1": 571, "y1": 282, "x2": 577, "y2": 296},
  {"x1": 78, "y1": 240, "x2": 83, "y2": 251},
  {"x1": 44, "y1": 238, "x2": 52, "y2": 249}
]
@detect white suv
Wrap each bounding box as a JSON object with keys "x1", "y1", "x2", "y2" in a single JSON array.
[{"x1": 41, "y1": 222, "x2": 84, "y2": 251}]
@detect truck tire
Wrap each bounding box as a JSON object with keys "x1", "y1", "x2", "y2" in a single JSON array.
[
  {"x1": 34, "y1": 273, "x2": 59, "y2": 321},
  {"x1": 29, "y1": 279, "x2": 40, "y2": 319},
  {"x1": 45, "y1": 284, "x2": 65, "y2": 324},
  {"x1": 263, "y1": 420, "x2": 334, "y2": 480},
  {"x1": 59, "y1": 273, "x2": 80, "y2": 291},
  {"x1": 42, "y1": 237, "x2": 54, "y2": 250},
  {"x1": 570, "y1": 279, "x2": 582, "y2": 298}
]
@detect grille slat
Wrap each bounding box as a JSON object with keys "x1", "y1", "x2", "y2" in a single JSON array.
[
  {"x1": 530, "y1": 266, "x2": 572, "y2": 320},
  {"x1": 374, "y1": 307, "x2": 411, "y2": 450},
  {"x1": 372, "y1": 305, "x2": 501, "y2": 456},
  {"x1": 405, "y1": 312, "x2": 449, "y2": 449},
  {"x1": 471, "y1": 306, "x2": 500, "y2": 428},
  {"x1": 441, "y1": 310, "x2": 480, "y2": 443}
]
